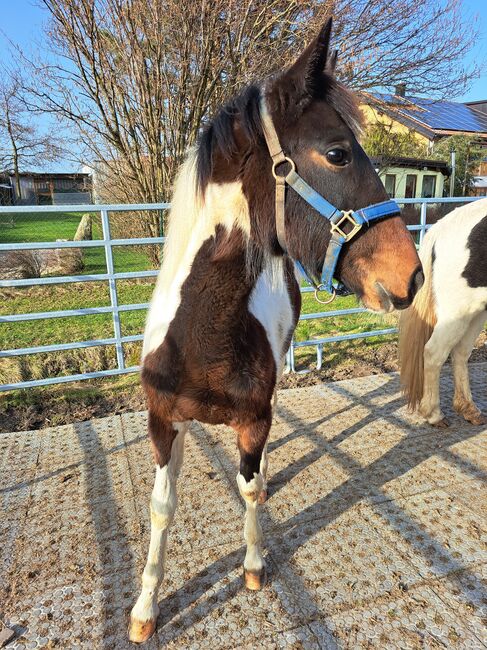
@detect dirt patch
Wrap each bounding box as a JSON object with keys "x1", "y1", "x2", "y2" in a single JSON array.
[{"x1": 1, "y1": 334, "x2": 486, "y2": 434}]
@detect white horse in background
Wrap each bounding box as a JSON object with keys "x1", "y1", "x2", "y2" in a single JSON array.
[{"x1": 399, "y1": 198, "x2": 487, "y2": 427}]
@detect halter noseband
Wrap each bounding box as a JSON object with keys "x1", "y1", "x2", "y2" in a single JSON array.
[{"x1": 259, "y1": 95, "x2": 401, "y2": 304}]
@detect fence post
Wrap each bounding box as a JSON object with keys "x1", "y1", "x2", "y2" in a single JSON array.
[
  {"x1": 101, "y1": 209, "x2": 125, "y2": 370},
  {"x1": 285, "y1": 337, "x2": 296, "y2": 373},
  {"x1": 316, "y1": 343, "x2": 323, "y2": 371},
  {"x1": 419, "y1": 202, "x2": 427, "y2": 246}
]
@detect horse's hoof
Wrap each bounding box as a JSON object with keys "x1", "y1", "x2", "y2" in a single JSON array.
[
  {"x1": 432, "y1": 418, "x2": 449, "y2": 428},
  {"x1": 244, "y1": 567, "x2": 266, "y2": 590},
  {"x1": 128, "y1": 617, "x2": 157, "y2": 643},
  {"x1": 465, "y1": 412, "x2": 486, "y2": 426},
  {"x1": 258, "y1": 489, "x2": 267, "y2": 505}
]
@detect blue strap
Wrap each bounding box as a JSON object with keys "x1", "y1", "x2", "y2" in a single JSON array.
[
  {"x1": 284, "y1": 168, "x2": 400, "y2": 295},
  {"x1": 358, "y1": 200, "x2": 401, "y2": 224},
  {"x1": 286, "y1": 169, "x2": 400, "y2": 227},
  {"x1": 286, "y1": 169, "x2": 342, "y2": 222}
]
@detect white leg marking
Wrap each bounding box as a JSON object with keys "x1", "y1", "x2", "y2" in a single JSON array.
[
  {"x1": 236, "y1": 472, "x2": 265, "y2": 573},
  {"x1": 451, "y1": 312, "x2": 486, "y2": 420},
  {"x1": 420, "y1": 321, "x2": 464, "y2": 424},
  {"x1": 131, "y1": 423, "x2": 187, "y2": 624}
]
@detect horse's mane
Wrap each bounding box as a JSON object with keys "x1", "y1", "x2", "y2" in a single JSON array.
[
  {"x1": 196, "y1": 84, "x2": 263, "y2": 196},
  {"x1": 196, "y1": 74, "x2": 363, "y2": 196}
]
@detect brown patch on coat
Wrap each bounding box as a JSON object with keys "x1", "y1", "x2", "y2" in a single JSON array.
[{"x1": 142, "y1": 225, "x2": 276, "y2": 467}]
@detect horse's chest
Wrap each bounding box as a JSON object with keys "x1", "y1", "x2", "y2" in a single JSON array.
[{"x1": 248, "y1": 261, "x2": 296, "y2": 367}]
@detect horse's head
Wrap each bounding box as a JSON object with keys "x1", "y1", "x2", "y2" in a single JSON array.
[
  {"x1": 197, "y1": 19, "x2": 422, "y2": 311},
  {"x1": 257, "y1": 19, "x2": 422, "y2": 311}
]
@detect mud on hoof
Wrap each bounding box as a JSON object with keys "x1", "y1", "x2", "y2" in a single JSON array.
[
  {"x1": 431, "y1": 417, "x2": 449, "y2": 428},
  {"x1": 454, "y1": 403, "x2": 486, "y2": 426},
  {"x1": 128, "y1": 617, "x2": 157, "y2": 644},
  {"x1": 244, "y1": 566, "x2": 267, "y2": 591},
  {"x1": 463, "y1": 411, "x2": 486, "y2": 426}
]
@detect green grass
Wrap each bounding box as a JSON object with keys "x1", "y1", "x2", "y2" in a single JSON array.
[
  {"x1": 0, "y1": 209, "x2": 397, "y2": 380},
  {"x1": 0, "y1": 210, "x2": 156, "y2": 275},
  {"x1": 0, "y1": 211, "x2": 91, "y2": 243}
]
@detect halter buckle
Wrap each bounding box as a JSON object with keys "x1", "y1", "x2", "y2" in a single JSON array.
[
  {"x1": 272, "y1": 156, "x2": 296, "y2": 179},
  {"x1": 330, "y1": 210, "x2": 362, "y2": 242},
  {"x1": 314, "y1": 284, "x2": 336, "y2": 305}
]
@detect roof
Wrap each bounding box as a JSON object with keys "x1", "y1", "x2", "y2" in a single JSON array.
[
  {"x1": 1, "y1": 170, "x2": 90, "y2": 178},
  {"x1": 370, "y1": 155, "x2": 450, "y2": 174},
  {"x1": 367, "y1": 93, "x2": 487, "y2": 139}
]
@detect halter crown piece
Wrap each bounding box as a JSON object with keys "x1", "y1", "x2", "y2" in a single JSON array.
[{"x1": 259, "y1": 94, "x2": 401, "y2": 304}]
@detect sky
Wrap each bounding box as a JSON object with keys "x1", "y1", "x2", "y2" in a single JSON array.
[{"x1": 0, "y1": 0, "x2": 486, "y2": 171}]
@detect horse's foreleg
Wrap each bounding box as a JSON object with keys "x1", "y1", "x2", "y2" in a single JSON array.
[
  {"x1": 234, "y1": 414, "x2": 271, "y2": 590},
  {"x1": 129, "y1": 416, "x2": 188, "y2": 644},
  {"x1": 452, "y1": 312, "x2": 486, "y2": 425},
  {"x1": 421, "y1": 320, "x2": 464, "y2": 426}
]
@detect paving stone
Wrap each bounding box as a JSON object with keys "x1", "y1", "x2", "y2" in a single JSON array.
[
  {"x1": 362, "y1": 490, "x2": 487, "y2": 580},
  {"x1": 323, "y1": 584, "x2": 486, "y2": 649},
  {"x1": 1, "y1": 364, "x2": 486, "y2": 649},
  {"x1": 268, "y1": 502, "x2": 426, "y2": 620}
]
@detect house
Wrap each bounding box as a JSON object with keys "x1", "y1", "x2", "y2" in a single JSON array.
[
  {"x1": 362, "y1": 86, "x2": 487, "y2": 196},
  {"x1": 0, "y1": 171, "x2": 92, "y2": 205},
  {"x1": 370, "y1": 155, "x2": 449, "y2": 200}
]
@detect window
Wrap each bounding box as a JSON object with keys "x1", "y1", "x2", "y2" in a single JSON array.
[
  {"x1": 384, "y1": 174, "x2": 396, "y2": 198},
  {"x1": 421, "y1": 175, "x2": 436, "y2": 198},
  {"x1": 405, "y1": 174, "x2": 417, "y2": 198}
]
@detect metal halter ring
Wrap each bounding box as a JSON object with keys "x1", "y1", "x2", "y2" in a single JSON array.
[
  {"x1": 314, "y1": 284, "x2": 336, "y2": 305},
  {"x1": 272, "y1": 156, "x2": 296, "y2": 180}
]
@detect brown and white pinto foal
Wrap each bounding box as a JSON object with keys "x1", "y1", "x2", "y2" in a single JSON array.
[{"x1": 129, "y1": 20, "x2": 422, "y2": 643}]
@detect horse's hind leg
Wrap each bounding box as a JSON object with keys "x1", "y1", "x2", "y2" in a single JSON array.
[
  {"x1": 234, "y1": 413, "x2": 271, "y2": 590},
  {"x1": 452, "y1": 312, "x2": 486, "y2": 425},
  {"x1": 258, "y1": 441, "x2": 268, "y2": 505},
  {"x1": 129, "y1": 413, "x2": 188, "y2": 643},
  {"x1": 421, "y1": 319, "x2": 465, "y2": 426},
  {"x1": 258, "y1": 370, "x2": 284, "y2": 505}
]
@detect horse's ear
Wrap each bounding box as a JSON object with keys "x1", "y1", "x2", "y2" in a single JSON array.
[
  {"x1": 328, "y1": 49, "x2": 338, "y2": 75},
  {"x1": 285, "y1": 18, "x2": 333, "y2": 91}
]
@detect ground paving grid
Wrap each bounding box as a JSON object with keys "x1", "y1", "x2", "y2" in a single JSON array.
[{"x1": 1, "y1": 363, "x2": 486, "y2": 649}]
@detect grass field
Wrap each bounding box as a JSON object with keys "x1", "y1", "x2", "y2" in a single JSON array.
[{"x1": 0, "y1": 210, "x2": 397, "y2": 383}]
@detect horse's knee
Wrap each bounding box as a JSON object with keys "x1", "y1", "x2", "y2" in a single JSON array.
[
  {"x1": 150, "y1": 496, "x2": 176, "y2": 529},
  {"x1": 237, "y1": 472, "x2": 264, "y2": 504},
  {"x1": 149, "y1": 461, "x2": 179, "y2": 530}
]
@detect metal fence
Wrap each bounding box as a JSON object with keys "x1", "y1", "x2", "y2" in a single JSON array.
[{"x1": 0, "y1": 197, "x2": 480, "y2": 391}]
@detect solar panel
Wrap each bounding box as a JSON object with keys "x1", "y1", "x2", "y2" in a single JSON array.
[{"x1": 372, "y1": 92, "x2": 487, "y2": 133}]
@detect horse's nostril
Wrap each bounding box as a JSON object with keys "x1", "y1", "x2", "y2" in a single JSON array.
[
  {"x1": 410, "y1": 267, "x2": 424, "y2": 299},
  {"x1": 414, "y1": 268, "x2": 425, "y2": 293}
]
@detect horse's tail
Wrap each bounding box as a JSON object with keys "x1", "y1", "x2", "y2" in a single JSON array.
[{"x1": 398, "y1": 231, "x2": 437, "y2": 410}]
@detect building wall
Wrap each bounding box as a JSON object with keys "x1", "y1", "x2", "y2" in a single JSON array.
[
  {"x1": 360, "y1": 104, "x2": 431, "y2": 147},
  {"x1": 378, "y1": 166, "x2": 445, "y2": 199}
]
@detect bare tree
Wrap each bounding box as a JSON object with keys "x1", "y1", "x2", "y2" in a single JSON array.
[
  {"x1": 20, "y1": 0, "x2": 480, "y2": 215},
  {"x1": 0, "y1": 72, "x2": 62, "y2": 199}
]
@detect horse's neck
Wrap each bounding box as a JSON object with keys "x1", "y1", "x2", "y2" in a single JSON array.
[{"x1": 143, "y1": 220, "x2": 256, "y2": 358}]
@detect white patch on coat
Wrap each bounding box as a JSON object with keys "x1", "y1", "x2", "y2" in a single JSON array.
[
  {"x1": 248, "y1": 256, "x2": 294, "y2": 368},
  {"x1": 416, "y1": 198, "x2": 487, "y2": 423},
  {"x1": 428, "y1": 197, "x2": 487, "y2": 320},
  {"x1": 131, "y1": 423, "x2": 187, "y2": 623},
  {"x1": 142, "y1": 152, "x2": 250, "y2": 358},
  {"x1": 236, "y1": 472, "x2": 265, "y2": 572}
]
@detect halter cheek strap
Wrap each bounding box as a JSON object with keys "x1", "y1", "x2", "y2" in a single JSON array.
[{"x1": 259, "y1": 95, "x2": 401, "y2": 304}]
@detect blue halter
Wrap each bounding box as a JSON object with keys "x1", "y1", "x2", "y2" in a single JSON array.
[{"x1": 260, "y1": 97, "x2": 401, "y2": 304}]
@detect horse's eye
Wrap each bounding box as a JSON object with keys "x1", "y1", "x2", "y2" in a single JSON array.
[{"x1": 325, "y1": 148, "x2": 350, "y2": 166}]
